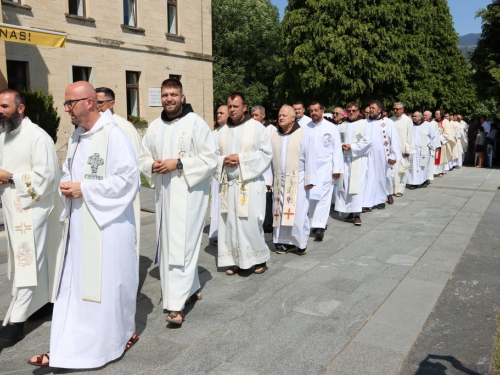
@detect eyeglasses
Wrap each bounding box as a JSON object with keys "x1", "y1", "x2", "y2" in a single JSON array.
[
  {"x1": 333, "y1": 112, "x2": 343, "y2": 115},
  {"x1": 96, "y1": 100, "x2": 113, "y2": 106},
  {"x1": 346, "y1": 109, "x2": 358, "y2": 113},
  {"x1": 63, "y1": 98, "x2": 89, "y2": 109}
]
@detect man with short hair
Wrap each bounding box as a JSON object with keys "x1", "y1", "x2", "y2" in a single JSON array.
[
  {"x1": 215, "y1": 92, "x2": 272, "y2": 276},
  {"x1": 95, "y1": 86, "x2": 142, "y2": 257},
  {"x1": 209, "y1": 105, "x2": 229, "y2": 243},
  {"x1": 272, "y1": 105, "x2": 316, "y2": 255},
  {"x1": 332, "y1": 107, "x2": 345, "y2": 125},
  {"x1": 435, "y1": 109, "x2": 455, "y2": 175},
  {"x1": 139, "y1": 78, "x2": 217, "y2": 325},
  {"x1": 363, "y1": 100, "x2": 401, "y2": 211},
  {"x1": 424, "y1": 110, "x2": 440, "y2": 183},
  {"x1": 29, "y1": 81, "x2": 140, "y2": 368},
  {"x1": 390, "y1": 102, "x2": 415, "y2": 197},
  {"x1": 335, "y1": 102, "x2": 372, "y2": 226},
  {"x1": 293, "y1": 101, "x2": 312, "y2": 128},
  {"x1": 408, "y1": 111, "x2": 436, "y2": 189},
  {"x1": 251, "y1": 105, "x2": 269, "y2": 126},
  {"x1": 307, "y1": 101, "x2": 343, "y2": 241},
  {"x1": 480, "y1": 115, "x2": 490, "y2": 136},
  {"x1": 0, "y1": 89, "x2": 64, "y2": 343},
  {"x1": 364, "y1": 106, "x2": 370, "y2": 119}
]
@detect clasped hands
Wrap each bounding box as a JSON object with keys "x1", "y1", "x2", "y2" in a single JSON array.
[
  {"x1": 60, "y1": 181, "x2": 82, "y2": 199},
  {"x1": 223, "y1": 154, "x2": 239, "y2": 168},
  {"x1": 152, "y1": 159, "x2": 177, "y2": 174}
]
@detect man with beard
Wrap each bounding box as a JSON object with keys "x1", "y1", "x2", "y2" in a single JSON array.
[
  {"x1": 390, "y1": 102, "x2": 415, "y2": 197},
  {"x1": 0, "y1": 89, "x2": 64, "y2": 343},
  {"x1": 215, "y1": 92, "x2": 272, "y2": 276},
  {"x1": 209, "y1": 105, "x2": 229, "y2": 243},
  {"x1": 272, "y1": 105, "x2": 316, "y2": 255},
  {"x1": 408, "y1": 112, "x2": 436, "y2": 189},
  {"x1": 362, "y1": 101, "x2": 401, "y2": 211},
  {"x1": 423, "y1": 110, "x2": 440, "y2": 184},
  {"x1": 293, "y1": 101, "x2": 312, "y2": 128},
  {"x1": 335, "y1": 102, "x2": 372, "y2": 226},
  {"x1": 307, "y1": 101, "x2": 343, "y2": 241},
  {"x1": 139, "y1": 79, "x2": 217, "y2": 324}
]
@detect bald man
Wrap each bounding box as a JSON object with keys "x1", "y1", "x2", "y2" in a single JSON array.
[{"x1": 29, "y1": 81, "x2": 140, "y2": 368}]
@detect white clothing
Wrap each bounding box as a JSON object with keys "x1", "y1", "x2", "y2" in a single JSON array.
[
  {"x1": 215, "y1": 117, "x2": 272, "y2": 269},
  {"x1": 391, "y1": 114, "x2": 415, "y2": 195},
  {"x1": 0, "y1": 118, "x2": 64, "y2": 324},
  {"x1": 335, "y1": 120, "x2": 372, "y2": 213},
  {"x1": 481, "y1": 121, "x2": 491, "y2": 134},
  {"x1": 263, "y1": 125, "x2": 278, "y2": 186},
  {"x1": 307, "y1": 120, "x2": 343, "y2": 228},
  {"x1": 408, "y1": 121, "x2": 436, "y2": 185},
  {"x1": 209, "y1": 126, "x2": 224, "y2": 239},
  {"x1": 50, "y1": 112, "x2": 139, "y2": 369},
  {"x1": 139, "y1": 110, "x2": 217, "y2": 311},
  {"x1": 272, "y1": 126, "x2": 316, "y2": 249},
  {"x1": 428, "y1": 120, "x2": 440, "y2": 180},
  {"x1": 363, "y1": 118, "x2": 401, "y2": 208},
  {"x1": 297, "y1": 115, "x2": 312, "y2": 128},
  {"x1": 112, "y1": 112, "x2": 142, "y2": 257}
]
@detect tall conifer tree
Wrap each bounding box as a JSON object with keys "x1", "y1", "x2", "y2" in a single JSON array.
[{"x1": 277, "y1": 0, "x2": 476, "y2": 112}]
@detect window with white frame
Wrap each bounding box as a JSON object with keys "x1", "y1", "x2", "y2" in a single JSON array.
[{"x1": 126, "y1": 71, "x2": 140, "y2": 117}]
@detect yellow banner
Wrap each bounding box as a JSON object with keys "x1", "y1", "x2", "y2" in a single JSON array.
[{"x1": 0, "y1": 23, "x2": 66, "y2": 48}]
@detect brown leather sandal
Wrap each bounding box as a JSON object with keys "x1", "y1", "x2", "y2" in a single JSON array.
[
  {"x1": 185, "y1": 291, "x2": 202, "y2": 305},
  {"x1": 125, "y1": 333, "x2": 139, "y2": 353},
  {"x1": 225, "y1": 266, "x2": 240, "y2": 276},
  {"x1": 166, "y1": 311, "x2": 185, "y2": 325},
  {"x1": 27, "y1": 352, "x2": 50, "y2": 367}
]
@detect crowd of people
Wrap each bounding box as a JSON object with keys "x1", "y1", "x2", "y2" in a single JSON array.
[{"x1": 0, "y1": 79, "x2": 489, "y2": 370}]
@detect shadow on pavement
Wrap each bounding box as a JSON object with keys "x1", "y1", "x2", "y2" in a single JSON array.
[{"x1": 413, "y1": 354, "x2": 482, "y2": 375}]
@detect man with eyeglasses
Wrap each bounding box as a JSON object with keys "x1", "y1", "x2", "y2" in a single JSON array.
[
  {"x1": 390, "y1": 102, "x2": 415, "y2": 197},
  {"x1": 0, "y1": 89, "x2": 64, "y2": 344},
  {"x1": 335, "y1": 102, "x2": 372, "y2": 226},
  {"x1": 95, "y1": 87, "x2": 142, "y2": 259},
  {"x1": 362, "y1": 100, "x2": 401, "y2": 211},
  {"x1": 332, "y1": 107, "x2": 345, "y2": 125},
  {"x1": 293, "y1": 101, "x2": 312, "y2": 128},
  {"x1": 29, "y1": 81, "x2": 140, "y2": 368},
  {"x1": 364, "y1": 106, "x2": 370, "y2": 119},
  {"x1": 408, "y1": 111, "x2": 436, "y2": 190},
  {"x1": 307, "y1": 101, "x2": 343, "y2": 240}
]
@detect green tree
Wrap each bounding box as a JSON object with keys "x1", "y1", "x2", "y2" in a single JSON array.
[
  {"x1": 277, "y1": 0, "x2": 476, "y2": 113},
  {"x1": 21, "y1": 88, "x2": 60, "y2": 143},
  {"x1": 212, "y1": 0, "x2": 281, "y2": 112},
  {"x1": 471, "y1": 1, "x2": 500, "y2": 104}
]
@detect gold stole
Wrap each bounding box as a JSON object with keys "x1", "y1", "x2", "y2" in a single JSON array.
[
  {"x1": 68, "y1": 123, "x2": 114, "y2": 303},
  {"x1": 218, "y1": 120, "x2": 257, "y2": 217},
  {"x1": 272, "y1": 128, "x2": 302, "y2": 227},
  {"x1": 339, "y1": 121, "x2": 366, "y2": 195}
]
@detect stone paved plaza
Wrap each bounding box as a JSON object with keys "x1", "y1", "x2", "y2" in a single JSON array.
[{"x1": 0, "y1": 166, "x2": 499, "y2": 374}]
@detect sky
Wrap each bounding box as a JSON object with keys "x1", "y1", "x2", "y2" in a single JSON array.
[{"x1": 270, "y1": 0, "x2": 491, "y2": 36}]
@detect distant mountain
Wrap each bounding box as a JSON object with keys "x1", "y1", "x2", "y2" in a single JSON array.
[{"x1": 458, "y1": 33, "x2": 480, "y2": 56}]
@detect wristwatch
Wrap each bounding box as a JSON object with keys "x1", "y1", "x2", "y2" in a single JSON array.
[
  {"x1": 8, "y1": 173, "x2": 14, "y2": 184},
  {"x1": 177, "y1": 158, "x2": 183, "y2": 177}
]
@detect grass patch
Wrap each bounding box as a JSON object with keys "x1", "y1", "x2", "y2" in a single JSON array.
[
  {"x1": 140, "y1": 173, "x2": 152, "y2": 189},
  {"x1": 492, "y1": 312, "x2": 500, "y2": 375}
]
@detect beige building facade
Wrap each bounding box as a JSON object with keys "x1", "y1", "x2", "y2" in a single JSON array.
[{"x1": 0, "y1": 0, "x2": 213, "y2": 155}]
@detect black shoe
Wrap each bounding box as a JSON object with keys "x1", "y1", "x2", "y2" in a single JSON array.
[
  {"x1": 275, "y1": 244, "x2": 297, "y2": 254},
  {"x1": 297, "y1": 247, "x2": 307, "y2": 255},
  {"x1": 408, "y1": 185, "x2": 416, "y2": 190},
  {"x1": 0, "y1": 322, "x2": 25, "y2": 342},
  {"x1": 344, "y1": 213, "x2": 355, "y2": 221},
  {"x1": 362, "y1": 207, "x2": 372, "y2": 213},
  {"x1": 375, "y1": 203, "x2": 385, "y2": 209},
  {"x1": 311, "y1": 228, "x2": 318, "y2": 234},
  {"x1": 315, "y1": 228, "x2": 325, "y2": 241}
]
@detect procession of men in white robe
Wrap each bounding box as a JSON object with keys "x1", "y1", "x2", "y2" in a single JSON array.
[{"x1": 0, "y1": 80, "x2": 475, "y2": 370}]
